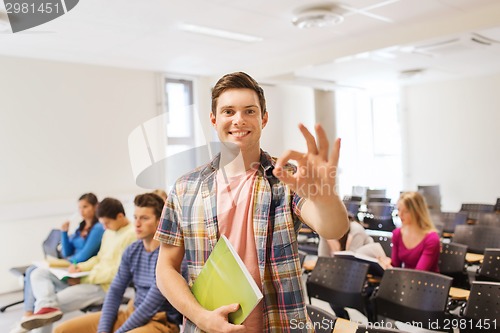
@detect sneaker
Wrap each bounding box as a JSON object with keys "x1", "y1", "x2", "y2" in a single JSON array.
[
  {"x1": 9, "y1": 322, "x2": 29, "y2": 333},
  {"x1": 20, "y1": 307, "x2": 63, "y2": 330}
]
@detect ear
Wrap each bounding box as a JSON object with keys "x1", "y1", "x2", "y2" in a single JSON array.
[
  {"x1": 261, "y1": 111, "x2": 268, "y2": 129},
  {"x1": 210, "y1": 112, "x2": 216, "y2": 127}
]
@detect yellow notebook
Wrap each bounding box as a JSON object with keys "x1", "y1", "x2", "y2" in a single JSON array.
[{"x1": 191, "y1": 235, "x2": 264, "y2": 325}]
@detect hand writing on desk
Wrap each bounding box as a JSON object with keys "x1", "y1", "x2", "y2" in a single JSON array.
[
  {"x1": 68, "y1": 265, "x2": 81, "y2": 273},
  {"x1": 378, "y1": 256, "x2": 392, "y2": 269}
]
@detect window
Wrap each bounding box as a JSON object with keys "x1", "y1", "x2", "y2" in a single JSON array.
[
  {"x1": 165, "y1": 78, "x2": 195, "y2": 147},
  {"x1": 336, "y1": 89, "x2": 402, "y2": 201}
]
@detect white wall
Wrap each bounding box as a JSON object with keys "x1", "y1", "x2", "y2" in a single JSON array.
[
  {"x1": 401, "y1": 73, "x2": 500, "y2": 211},
  {"x1": 0, "y1": 61, "x2": 317, "y2": 294},
  {"x1": 0, "y1": 56, "x2": 159, "y2": 293},
  {"x1": 261, "y1": 85, "x2": 315, "y2": 156}
]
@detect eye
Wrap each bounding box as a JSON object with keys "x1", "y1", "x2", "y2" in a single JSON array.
[
  {"x1": 246, "y1": 109, "x2": 256, "y2": 115},
  {"x1": 221, "y1": 109, "x2": 234, "y2": 115}
]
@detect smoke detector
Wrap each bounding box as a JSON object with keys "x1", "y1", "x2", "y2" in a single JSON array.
[{"x1": 292, "y1": 7, "x2": 344, "y2": 29}]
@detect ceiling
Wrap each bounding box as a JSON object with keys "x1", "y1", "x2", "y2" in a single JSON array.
[{"x1": 1, "y1": 0, "x2": 500, "y2": 89}]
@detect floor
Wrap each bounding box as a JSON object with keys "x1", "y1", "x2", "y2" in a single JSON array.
[{"x1": 0, "y1": 290, "x2": 83, "y2": 332}]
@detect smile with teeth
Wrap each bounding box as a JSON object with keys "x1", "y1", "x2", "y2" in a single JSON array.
[{"x1": 229, "y1": 131, "x2": 250, "y2": 137}]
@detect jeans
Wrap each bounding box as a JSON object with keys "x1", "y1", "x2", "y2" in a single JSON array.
[
  {"x1": 23, "y1": 265, "x2": 38, "y2": 312},
  {"x1": 30, "y1": 267, "x2": 106, "y2": 333}
]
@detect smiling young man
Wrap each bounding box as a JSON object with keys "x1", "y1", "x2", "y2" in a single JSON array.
[
  {"x1": 155, "y1": 72, "x2": 348, "y2": 332},
  {"x1": 54, "y1": 193, "x2": 182, "y2": 333}
]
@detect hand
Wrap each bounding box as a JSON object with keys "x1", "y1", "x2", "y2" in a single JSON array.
[
  {"x1": 274, "y1": 123, "x2": 340, "y2": 206},
  {"x1": 197, "y1": 303, "x2": 246, "y2": 333},
  {"x1": 61, "y1": 221, "x2": 70, "y2": 232},
  {"x1": 378, "y1": 256, "x2": 392, "y2": 269},
  {"x1": 68, "y1": 265, "x2": 81, "y2": 273}
]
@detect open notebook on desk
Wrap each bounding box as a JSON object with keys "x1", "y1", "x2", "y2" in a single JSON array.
[
  {"x1": 33, "y1": 261, "x2": 89, "y2": 280},
  {"x1": 333, "y1": 242, "x2": 386, "y2": 277}
]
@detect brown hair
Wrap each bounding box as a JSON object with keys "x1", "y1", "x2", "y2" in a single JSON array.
[
  {"x1": 398, "y1": 192, "x2": 436, "y2": 232},
  {"x1": 211, "y1": 72, "x2": 266, "y2": 117},
  {"x1": 134, "y1": 193, "x2": 165, "y2": 219},
  {"x1": 96, "y1": 197, "x2": 125, "y2": 219}
]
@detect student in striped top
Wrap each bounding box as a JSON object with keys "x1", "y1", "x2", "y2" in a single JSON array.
[{"x1": 54, "y1": 192, "x2": 182, "y2": 333}]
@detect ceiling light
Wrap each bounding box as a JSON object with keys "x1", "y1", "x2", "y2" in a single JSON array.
[
  {"x1": 292, "y1": 8, "x2": 344, "y2": 29},
  {"x1": 178, "y1": 23, "x2": 263, "y2": 43},
  {"x1": 399, "y1": 68, "x2": 425, "y2": 80}
]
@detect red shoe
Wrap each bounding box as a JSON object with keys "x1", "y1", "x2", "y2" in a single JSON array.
[{"x1": 20, "y1": 307, "x2": 63, "y2": 330}]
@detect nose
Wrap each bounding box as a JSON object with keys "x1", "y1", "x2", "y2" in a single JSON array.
[{"x1": 232, "y1": 111, "x2": 246, "y2": 126}]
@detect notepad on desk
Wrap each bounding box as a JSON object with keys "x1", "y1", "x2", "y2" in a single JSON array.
[
  {"x1": 190, "y1": 235, "x2": 263, "y2": 325},
  {"x1": 333, "y1": 242, "x2": 386, "y2": 277},
  {"x1": 33, "y1": 261, "x2": 89, "y2": 280},
  {"x1": 48, "y1": 267, "x2": 89, "y2": 280}
]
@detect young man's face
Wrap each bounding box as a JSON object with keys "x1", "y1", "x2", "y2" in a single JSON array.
[
  {"x1": 133, "y1": 206, "x2": 159, "y2": 240},
  {"x1": 210, "y1": 88, "x2": 268, "y2": 153}
]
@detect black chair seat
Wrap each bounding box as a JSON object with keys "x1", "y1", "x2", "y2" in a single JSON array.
[
  {"x1": 372, "y1": 268, "x2": 453, "y2": 331},
  {"x1": 305, "y1": 304, "x2": 336, "y2": 333},
  {"x1": 307, "y1": 256, "x2": 371, "y2": 320},
  {"x1": 460, "y1": 281, "x2": 500, "y2": 333}
]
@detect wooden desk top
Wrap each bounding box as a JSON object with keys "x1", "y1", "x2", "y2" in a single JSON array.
[
  {"x1": 465, "y1": 253, "x2": 484, "y2": 264},
  {"x1": 303, "y1": 258, "x2": 317, "y2": 271},
  {"x1": 333, "y1": 318, "x2": 358, "y2": 333},
  {"x1": 449, "y1": 287, "x2": 470, "y2": 300}
]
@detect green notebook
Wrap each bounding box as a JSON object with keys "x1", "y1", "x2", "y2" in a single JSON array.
[{"x1": 191, "y1": 235, "x2": 264, "y2": 325}]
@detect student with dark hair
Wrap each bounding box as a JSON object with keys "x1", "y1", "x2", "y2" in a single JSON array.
[
  {"x1": 61, "y1": 193, "x2": 104, "y2": 264},
  {"x1": 15, "y1": 197, "x2": 136, "y2": 333},
  {"x1": 155, "y1": 72, "x2": 348, "y2": 332},
  {"x1": 11, "y1": 193, "x2": 105, "y2": 333},
  {"x1": 54, "y1": 193, "x2": 182, "y2": 333}
]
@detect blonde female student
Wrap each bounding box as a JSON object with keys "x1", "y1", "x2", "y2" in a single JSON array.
[{"x1": 380, "y1": 191, "x2": 440, "y2": 272}]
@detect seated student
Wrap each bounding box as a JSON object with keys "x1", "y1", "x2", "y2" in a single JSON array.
[
  {"x1": 14, "y1": 193, "x2": 105, "y2": 333},
  {"x1": 318, "y1": 218, "x2": 374, "y2": 257},
  {"x1": 60, "y1": 193, "x2": 105, "y2": 263},
  {"x1": 152, "y1": 189, "x2": 168, "y2": 201},
  {"x1": 15, "y1": 198, "x2": 137, "y2": 333},
  {"x1": 379, "y1": 191, "x2": 440, "y2": 272},
  {"x1": 54, "y1": 192, "x2": 183, "y2": 333},
  {"x1": 318, "y1": 218, "x2": 376, "y2": 319}
]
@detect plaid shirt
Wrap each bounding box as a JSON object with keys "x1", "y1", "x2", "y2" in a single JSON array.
[{"x1": 155, "y1": 151, "x2": 312, "y2": 332}]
